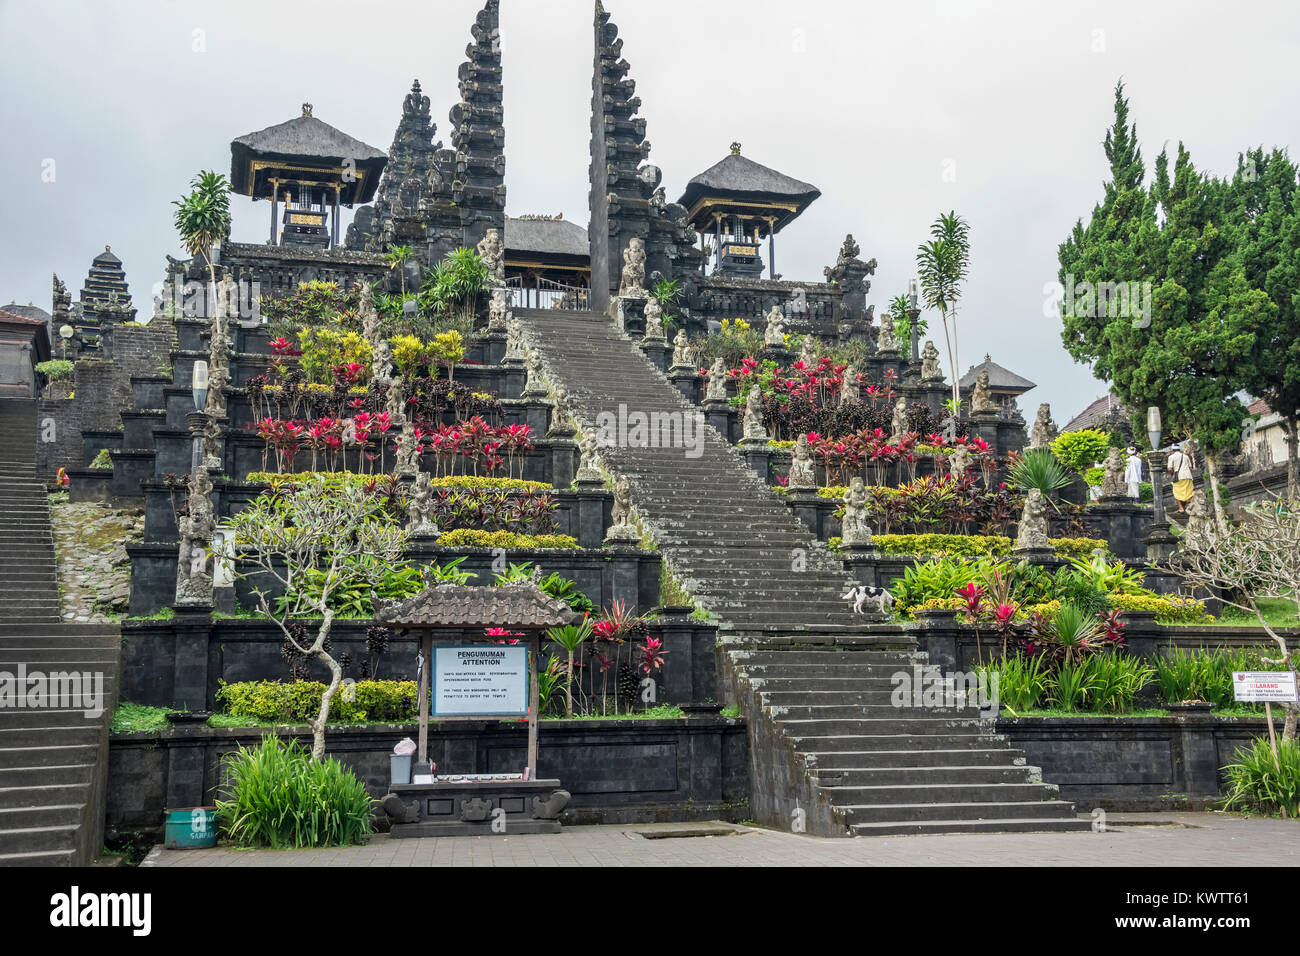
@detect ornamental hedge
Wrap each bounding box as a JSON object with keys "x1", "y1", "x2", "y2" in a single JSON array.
[
  {"x1": 216, "y1": 679, "x2": 418, "y2": 723},
  {"x1": 436, "y1": 529, "x2": 579, "y2": 549},
  {"x1": 244, "y1": 471, "x2": 552, "y2": 493},
  {"x1": 827, "y1": 533, "x2": 1110, "y2": 559}
]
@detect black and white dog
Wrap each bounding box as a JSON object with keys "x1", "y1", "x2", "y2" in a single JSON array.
[{"x1": 841, "y1": 584, "x2": 895, "y2": 614}]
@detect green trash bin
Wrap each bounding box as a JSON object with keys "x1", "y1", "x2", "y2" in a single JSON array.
[{"x1": 164, "y1": 807, "x2": 218, "y2": 849}]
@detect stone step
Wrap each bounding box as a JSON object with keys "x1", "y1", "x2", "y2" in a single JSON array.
[
  {"x1": 0, "y1": 707, "x2": 117, "y2": 728},
  {"x1": 0, "y1": 784, "x2": 90, "y2": 809},
  {"x1": 0, "y1": 848, "x2": 77, "y2": 866},
  {"x1": 806, "y1": 749, "x2": 1029, "y2": 770},
  {"x1": 0, "y1": 727, "x2": 106, "y2": 748},
  {"x1": 0, "y1": 764, "x2": 95, "y2": 787},
  {"x1": 762, "y1": 699, "x2": 980, "y2": 716},
  {"x1": 815, "y1": 765, "x2": 1041, "y2": 786},
  {"x1": 850, "y1": 817, "x2": 1092, "y2": 836},
  {"x1": 0, "y1": 824, "x2": 80, "y2": 854},
  {"x1": 740, "y1": 663, "x2": 921, "y2": 678},
  {"x1": 841, "y1": 800, "x2": 1079, "y2": 825},
  {"x1": 0, "y1": 650, "x2": 121, "y2": 664},
  {"x1": 825, "y1": 782, "x2": 1056, "y2": 805},
  {"x1": 0, "y1": 804, "x2": 85, "y2": 830},
  {"x1": 787, "y1": 733, "x2": 1007, "y2": 752}
]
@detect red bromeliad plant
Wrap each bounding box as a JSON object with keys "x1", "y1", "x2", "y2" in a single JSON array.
[{"x1": 957, "y1": 581, "x2": 988, "y2": 665}]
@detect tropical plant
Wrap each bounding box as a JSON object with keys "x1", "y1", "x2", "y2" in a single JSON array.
[
  {"x1": 1007, "y1": 447, "x2": 1072, "y2": 506},
  {"x1": 172, "y1": 170, "x2": 232, "y2": 318},
  {"x1": 916, "y1": 210, "x2": 971, "y2": 409},
  {"x1": 1223, "y1": 736, "x2": 1300, "y2": 817},
  {"x1": 547, "y1": 618, "x2": 593, "y2": 717},
  {"x1": 1051, "y1": 429, "x2": 1111, "y2": 477},
  {"x1": 384, "y1": 244, "x2": 415, "y2": 298},
  {"x1": 215, "y1": 734, "x2": 373, "y2": 848}
]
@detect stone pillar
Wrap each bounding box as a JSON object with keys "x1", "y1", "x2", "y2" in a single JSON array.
[
  {"x1": 165, "y1": 733, "x2": 209, "y2": 811},
  {"x1": 171, "y1": 608, "x2": 213, "y2": 711},
  {"x1": 703, "y1": 397, "x2": 732, "y2": 442},
  {"x1": 668, "y1": 367, "x2": 700, "y2": 404},
  {"x1": 483, "y1": 329, "x2": 507, "y2": 366},
  {"x1": 1172, "y1": 703, "x2": 1221, "y2": 798},
  {"x1": 737, "y1": 439, "x2": 771, "y2": 484},
  {"x1": 611, "y1": 295, "x2": 647, "y2": 335},
  {"x1": 971, "y1": 409, "x2": 1001, "y2": 452},
  {"x1": 640, "y1": 339, "x2": 670, "y2": 373},
  {"x1": 503, "y1": 358, "x2": 526, "y2": 399},
  {"x1": 521, "y1": 398, "x2": 550, "y2": 437},
  {"x1": 785, "y1": 487, "x2": 822, "y2": 536},
  {"x1": 840, "y1": 545, "x2": 886, "y2": 590},
  {"x1": 549, "y1": 438, "x2": 577, "y2": 490},
  {"x1": 573, "y1": 481, "x2": 611, "y2": 549}
]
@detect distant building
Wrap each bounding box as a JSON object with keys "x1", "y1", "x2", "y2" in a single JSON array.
[
  {"x1": 1062, "y1": 392, "x2": 1131, "y2": 433},
  {"x1": 0, "y1": 307, "x2": 52, "y2": 397},
  {"x1": 503, "y1": 215, "x2": 590, "y2": 308},
  {"x1": 1242, "y1": 397, "x2": 1288, "y2": 471}
]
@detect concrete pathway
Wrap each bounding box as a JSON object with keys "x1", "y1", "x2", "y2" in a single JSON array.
[{"x1": 142, "y1": 813, "x2": 1299, "y2": 867}]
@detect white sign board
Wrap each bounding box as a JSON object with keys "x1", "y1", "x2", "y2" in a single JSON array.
[
  {"x1": 432, "y1": 645, "x2": 529, "y2": 717},
  {"x1": 1232, "y1": 671, "x2": 1299, "y2": 703}
]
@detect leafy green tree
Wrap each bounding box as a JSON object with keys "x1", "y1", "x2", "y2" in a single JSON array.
[
  {"x1": 916, "y1": 211, "x2": 971, "y2": 409},
  {"x1": 1222, "y1": 148, "x2": 1300, "y2": 499},
  {"x1": 889, "y1": 293, "x2": 927, "y2": 348},
  {"x1": 172, "y1": 170, "x2": 232, "y2": 314}
]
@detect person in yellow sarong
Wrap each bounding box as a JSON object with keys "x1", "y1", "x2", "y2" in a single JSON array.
[{"x1": 1166, "y1": 443, "x2": 1194, "y2": 513}]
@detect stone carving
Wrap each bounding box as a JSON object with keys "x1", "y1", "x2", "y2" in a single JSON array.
[
  {"x1": 523, "y1": 347, "x2": 547, "y2": 396},
  {"x1": 1014, "y1": 488, "x2": 1051, "y2": 552},
  {"x1": 530, "y1": 789, "x2": 571, "y2": 820},
  {"x1": 487, "y1": 287, "x2": 509, "y2": 332},
  {"x1": 385, "y1": 378, "x2": 408, "y2": 427},
  {"x1": 576, "y1": 428, "x2": 602, "y2": 482},
  {"x1": 642, "y1": 296, "x2": 665, "y2": 342},
  {"x1": 205, "y1": 364, "x2": 230, "y2": 421},
  {"x1": 214, "y1": 273, "x2": 239, "y2": 323},
  {"x1": 971, "y1": 367, "x2": 996, "y2": 415},
  {"x1": 876, "y1": 311, "x2": 897, "y2": 353},
  {"x1": 1029, "y1": 403, "x2": 1056, "y2": 449},
  {"x1": 840, "y1": 477, "x2": 873, "y2": 547},
  {"x1": 840, "y1": 365, "x2": 859, "y2": 404},
  {"x1": 505, "y1": 316, "x2": 525, "y2": 361},
  {"x1": 788, "y1": 434, "x2": 816, "y2": 489},
  {"x1": 1182, "y1": 490, "x2": 1216, "y2": 552},
  {"x1": 1100, "y1": 447, "x2": 1127, "y2": 499},
  {"x1": 380, "y1": 794, "x2": 420, "y2": 824},
  {"x1": 798, "y1": 333, "x2": 818, "y2": 368},
  {"x1": 921, "y1": 340, "x2": 942, "y2": 381},
  {"x1": 548, "y1": 386, "x2": 576, "y2": 437},
  {"x1": 889, "y1": 397, "x2": 909, "y2": 444},
  {"x1": 670, "y1": 329, "x2": 691, "y2": 369},
  {"x1": 476, "y1": 227, "x2": 505, "y2": 285},
  {"x1": 202, "y1": 414, "x2": 224, "y2": 471},
  {"x1": 619, "y1": 237, "x2": 647, "y2": 297},
  {"x1": 949, "y1": 443, "x2": 972, "y2": 479},
  {"x1": 604, "y1": 476, "x2": 640, "y2": 544},
  {"x1": 395, "y1": 416, "x2": 420, "y2": 477},
  {"x1": 459, "y1": 797, "x2": 493, "y2": 822},
  {"x1": 175, "y1": 468, "x2": 215, "y2": 606},
  {"x1": 52, "y1": 274, "x2": 72, "y2": 325},
  {"x1": 705, "y1": 358, "x2": 728, "y2": 401},
  {"x1": 763, "y1": 305, "x2": 785, "y2": 347},
  {"x1": 742, "y1": 387, "x2": 767, "y2": 441},
  {"x1": 407, "y1": 472, "x2": 439, "y2": 537}
]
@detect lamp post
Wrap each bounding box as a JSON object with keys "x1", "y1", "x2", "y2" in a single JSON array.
[
  {"x1": 58, "y1": 324, "x2": 73, "y2": 360},
  {"x1": 907, "y1": 277, "x2": 921, "y2": 363},
  {"x1": 1143, "y1": 405, "x2": 1177, "y2": 561},
  {"x1": 189, "y1": 360, "x2": 209, "y2": 473}
]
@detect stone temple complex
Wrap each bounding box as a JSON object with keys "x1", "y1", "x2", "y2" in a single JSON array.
[{"x1": 0, "y1": 0, "x2": 1288, "y2": 871}]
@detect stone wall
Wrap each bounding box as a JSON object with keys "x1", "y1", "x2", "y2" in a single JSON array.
[
  {"x1": 37, "y1": 320, "x2": 176, "y2": 477},
  {"x1": 106, "y1": 716, "x2": 749, "y2": 839}
]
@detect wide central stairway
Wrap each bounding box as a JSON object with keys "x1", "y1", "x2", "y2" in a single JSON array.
[
  {"x1": 0, "y1": 398, "x2": 120, "y2": 865},
  {"x1": 517, "y1": 308, "x2": 1088, "y2": 835}
]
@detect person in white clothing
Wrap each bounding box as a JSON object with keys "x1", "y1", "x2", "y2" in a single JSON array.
[{"x1": 1123, "y1": 446, "x2": 1143, "y2": 501}]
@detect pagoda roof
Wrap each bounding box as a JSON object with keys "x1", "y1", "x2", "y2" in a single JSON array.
[
  {"x1": 958, "y1": 353, "x2": 1036, "y2": 393},
  {"x1": 677, "y1": 146, "x2": 821, "y2": 232},
  {"x1": 230, "y1": 106, "x2": 387, "y2": 205},
  {"x1": 92, "y1": 246, "x2": 122, "y2": 266},
  {"x1": 373, "y1": 582, "x2": 579, "y2": 631},
  {"x1": 505, "y1": 216, "x2": 589, "y2": 260}
]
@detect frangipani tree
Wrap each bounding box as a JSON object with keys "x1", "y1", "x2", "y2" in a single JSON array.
[
  {"x1": 916, "y1": 211, "x2": 971, "y2": 410},
  {"x1": 1176, "y1": 498, "x2": 1300, "y2": 741},
  {"x1": 215, "y1": 477, "x2": 409, "y2": 760}
]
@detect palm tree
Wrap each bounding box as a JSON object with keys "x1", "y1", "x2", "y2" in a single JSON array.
[
  {"x1": 172, "y1": 171, "x2": 232, "y2": 319},
  {"x1": 916, "y1": 211, "x2": 970, "y2": 409},
  {"x1": 384, "y1": 244, "x2": 415, "y2": 299}
]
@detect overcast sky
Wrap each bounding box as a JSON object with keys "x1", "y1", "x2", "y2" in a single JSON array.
[{"x1": 2, "y1": 0, "x2": 1298, "y2": 420}]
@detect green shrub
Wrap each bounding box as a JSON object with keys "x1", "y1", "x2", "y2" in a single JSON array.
[
  {"x1": 1085, "y1": 653, "x2": 1155, "y2": 712},
  {"x1": 278, "y1": 555, "x2": 425, "y2": 618},
  {"x1": 870, "y1": 533, "x2": 1108, "y2": 560},
  {"x1": 438, "y1": 529, "x2": 579, "y2": 549},
  {"x1": 1109, "y1": 592, "x2": 1214, "y2": 623},
  {"x1": 36, "y1": 359, "x2": 75, "y2": 381},
  {"x1": 216, "y1": 679, "x2": 418, "y2": 723},
  {"x1": 215, "y1": 734, "x2": 374, "y2": 848},
  {"x1": 981, "y1": 655, "x2": 1050, "y2": 712},
  {"x1": 1223, "y1": 737, "x2": 1300, "y2": 817},
  {"x1": 1153, "y1": 647, "x2": 1276, "y2": 707},
  {"x1": 245, "y1": 471, "x2": 552, "y2": 493},
  {"x1": 89, "y1": 448, "x2": 113, "y2": 470},
  {"x1": 1051, "y1": 429, "x2": 1110, "y2": 476}
]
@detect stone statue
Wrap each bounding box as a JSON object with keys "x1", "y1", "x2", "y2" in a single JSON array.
[
  {"x1": 763, "y1": 305, "x2": 785, "y2": 347},
  {"x1": 215, "y1": 273, "x2": 239, "y2": 323},
  {"x1": 1014, "y1": 488, "x2": 1051, "y2": 552},
  {"x1": 619, "y1": 237, "x2": 647, "y2": 297},
  {"x1": 642, "y1": 296, "x2": 665, "y2": 342},
  {"x1": 407, "y1": 472, "x2": 440, "y2": 537},
  {"x1": 742, "y1": 387, "x2": 767, "y2": 441},
  {"x1": 488, "y1": 287, "x2": 509, "y2": 332},
  {"x1": 359, "y1": 283, "x2": 381, "y2": 343},
  {"x1": 798, "y1": 334, "x2": 818, "y2": 368},
  {"x1": 395, "y1": 416, "x2": 420, "y2": 477},
  {"x1": 576, "y1": 428, "x2": 602, "y2": 482},
  {"x1": 671, "y1": 329, "x2": 691, "y2": 369},
  {"x1": 876, "y1": 311, "x2": 897, "y2": 353},
  {"x1": 372, "y1": 338, "x2": 394, "y2": 388},
  {"x1": 548, "y1": 386, "x2": 576, "y2": 437},
  {"x1": 788, "y1": 434, "x2": 816, "y2": 489},
  {"x1": 604, "y1": 476, "x2": 640, "y2": 544},
  {"x1": 921, "y1": 340, "x2": 942, "y2": 381},
  {"x1": 889, "y1": 397, "x2": 909, "y2": 444},
  {"x1": 476, "y1": 228, "x2": 505, "y2": 285},
  {"x1": 971, "y1": 367, "x2": 997, "y2": 414},
  {"x1": 840, "y1": 477, "x2": 873, "y2": 547},
  {"x1": 505, "y1": 316, "x2": 525, "y2": 361},
  {"x1": 1099, "y1": 446, "x2": 1127, "y2": 499},
  {"x1": 1182, "y1": 489, "x2": 1216, "y2": 552},
  {"x1": 205, "y1": 364, "x2": 230, "y2": 420},
  {"x1": 202, "y1": 414, "x2": 223, "y2": 471},
  {"x1": 949, "y1": 443, "x2": 972, "y2": 479},
  {"x1": 705, "y1": 358, "x2": 727, "y2": 401},
  {"x1": 523, "y1": 347, "x2": 548, "y2": 396},
  {"x1": 1029, "y1": 403, "x2": 1056, "y2": 449},
  {"x1": 840, "y1": 365, "x2": 860, "y2": 404},
  {"x1": 385, "y1": 378, "x2": 407, "y2": 427},
  {"x1": 175, "y1": 468, "x2": 216, "y2": 606}
]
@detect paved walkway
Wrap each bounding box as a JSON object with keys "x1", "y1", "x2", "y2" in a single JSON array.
[{"x1": 143, "y1": 813, "x2": 1299, "y2": 867}]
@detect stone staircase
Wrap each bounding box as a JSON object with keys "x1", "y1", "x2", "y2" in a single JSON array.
[
  {"x1": 0, "y1": 398, "x2": 122, "y2": 864},
  {"x1": 515, "y1": 308, "x2": 1087, "y2": 835}
]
